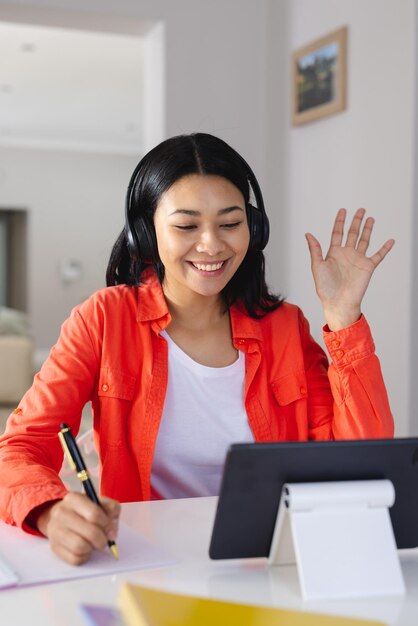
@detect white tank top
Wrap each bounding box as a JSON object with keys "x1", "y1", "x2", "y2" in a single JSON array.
[{"x1": 150, "y1": 330, "x2": 254, "y2": 499}]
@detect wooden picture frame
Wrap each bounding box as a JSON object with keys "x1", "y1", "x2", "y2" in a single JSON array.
[{"x1": 292, "y1": 26, "x2": 347, "y2": 126}]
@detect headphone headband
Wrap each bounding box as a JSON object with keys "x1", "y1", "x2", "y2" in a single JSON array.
[
  {"x1": 125, "y1": 139, "x2": 270, "y2": 263},
  {"x1": 233, "y1": 151, "x2": 270, "y2": 252}
]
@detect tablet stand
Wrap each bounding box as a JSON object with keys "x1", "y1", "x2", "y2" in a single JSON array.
[{"x1": 268, "y1": 479, "x2": 405, "y2": 600}]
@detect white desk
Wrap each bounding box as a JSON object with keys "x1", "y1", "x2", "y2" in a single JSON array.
[{"x1": 2, "y1": 496, "x2": 418, "y2": 626}]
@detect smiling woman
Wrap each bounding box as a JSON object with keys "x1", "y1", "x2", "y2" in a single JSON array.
[{"x1": 0, "y1": 132, "x2": 395, "y2": 566}]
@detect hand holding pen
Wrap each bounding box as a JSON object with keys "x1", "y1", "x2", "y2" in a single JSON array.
[
  {"x1": 58, "y1": 423, "x2": 119, "y2": 559},
  {"x1": 36, "y1": 490, "x2": 121, "y2": 566}
]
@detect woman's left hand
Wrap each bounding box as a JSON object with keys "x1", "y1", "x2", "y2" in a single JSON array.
[{"x1": 305, "y1": 208, "x2": 395, "y2": 331}]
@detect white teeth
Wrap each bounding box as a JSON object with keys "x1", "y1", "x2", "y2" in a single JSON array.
[{"x1": 192, "y1": 261, "x2": 224, "y2": 272}]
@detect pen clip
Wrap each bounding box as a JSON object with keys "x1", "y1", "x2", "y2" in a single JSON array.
[{"x1": 58, "y1": 430, "x2": 76, "y2": 471}]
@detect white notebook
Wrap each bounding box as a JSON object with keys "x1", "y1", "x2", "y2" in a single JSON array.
[
  {"x1": 0, "y1": 521, "x2": 176, "y2": 588},
  {"x1": 0, "y1": 554, "x2": 19, "y2": 588}
]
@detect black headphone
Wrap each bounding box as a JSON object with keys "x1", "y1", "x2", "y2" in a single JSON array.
[
  {"x1": 125, "y1": 150, "x2": 270, "y2": 264},
  {"x1": 238, "y1": 151, "x2": 270, "y2": 253}
]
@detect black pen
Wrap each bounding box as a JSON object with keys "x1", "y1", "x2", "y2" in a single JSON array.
[{"x1": 58, "y1": 423, "x2": 119, "y2": 559}]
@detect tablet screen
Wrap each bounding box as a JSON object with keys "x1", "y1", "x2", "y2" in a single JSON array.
[{"x1": 209, "y1": 438, "x2": 418, "y2": 559}]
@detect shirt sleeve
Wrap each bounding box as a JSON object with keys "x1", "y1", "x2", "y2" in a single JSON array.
[
  {"x1": 0, "y1": 302, "x2": 100, "y2": 532},
  {"x1": 322, "y1": 314, "x2": 394, "y2": 439}
]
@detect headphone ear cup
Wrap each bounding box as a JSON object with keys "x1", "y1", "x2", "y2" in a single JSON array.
[
  {"x1": 247, "y1": 203, "x2": 270, "y2": 251},
  {"x1": 126, "y1": 214, "x2": 158, "y2": 263},
  {"x1": 125, "y1": 156, "x2": 159, "y2": 264},
  {"x1": 125, "y1": 217, "x2": 139, "y2": 260}
]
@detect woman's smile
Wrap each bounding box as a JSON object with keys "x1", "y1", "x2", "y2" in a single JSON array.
[{"x1": 188, "y1": 259, "x2": 228, "y2": 274}]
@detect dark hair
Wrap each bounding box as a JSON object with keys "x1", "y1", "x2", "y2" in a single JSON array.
[{"x1": 106, "y1": 132, "x2": 283, "y2": 318}]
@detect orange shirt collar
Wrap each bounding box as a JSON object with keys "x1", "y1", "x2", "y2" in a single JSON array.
[
  {"x1": 136, "y1": 267, "x2": 262, "y2": 342},
  {"x1": 136, "y1": 268, "x2": 171, "y2": 329}
]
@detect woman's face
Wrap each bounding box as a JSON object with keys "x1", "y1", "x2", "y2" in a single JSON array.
[{"x1": 154, "y1": 174, "x2": 250, "y2": 302}]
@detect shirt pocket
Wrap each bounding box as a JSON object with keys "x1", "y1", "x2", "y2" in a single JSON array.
[
  {"x1": 98, "y1": 367, "x2": 136, "y2": 401},
  {"x1": 270, "y1": 371, "x2": 308, "y2": 439},
  {"x1": 97, "y1": 367, "x2": 137, "y2": 447},
  {"x1": 271, "y1": 370, "x2": 307, "y2": 405}
]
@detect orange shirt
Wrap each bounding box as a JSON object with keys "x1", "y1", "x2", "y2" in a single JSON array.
[{"x1": 0, "y1": 270, "x2": 394, "y2": 531}]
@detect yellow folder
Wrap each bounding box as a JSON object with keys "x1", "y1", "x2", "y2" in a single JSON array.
[{"x1": 118, "y1": 583, "x2": 385, "y2": 626}]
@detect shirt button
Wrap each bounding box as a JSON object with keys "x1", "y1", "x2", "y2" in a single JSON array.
[
  {"x1": 101, "y1": 384, "x2": 109, "y2": 392},
  {"x1": 332, "y1": 340, "x2": 341, "y2": 349},
  {"x1": 300, "y1": 386, "x2": 307, "y2": 395},
  {"x1": 336, "y1": 350, "x2": 344, "y2": 359}
]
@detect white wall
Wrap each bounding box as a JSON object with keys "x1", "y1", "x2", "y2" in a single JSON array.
[
  {"x1": 0, "y1": 146, "x2": 137, "y2": 353},
  {"x1": 281, "y1": 0, "x2": 416, "y2": 436},
  {"x1": 410, "y1": 1, "x2": 418, "y2": 435},
  {"x1": 0, "y1": 0, "x2": 273, "y2": 174},
  {"x1": 0, "y1": 214, "x2": 7, "y2": 305}
]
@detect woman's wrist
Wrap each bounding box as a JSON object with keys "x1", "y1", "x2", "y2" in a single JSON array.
[
  {"x1": 323, "y1": 305, "x2": 362, "y2": 331},
  {"x1": 25, "y1": 500, "x2": 60, "y2": 536}
]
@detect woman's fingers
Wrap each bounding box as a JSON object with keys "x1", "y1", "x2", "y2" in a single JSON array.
[
  {"x1": 50, "y1": 499, "x2": 109, "y2": 548},
  {"x1": 100, "y1": 495, "x2": 121, "y2": 520},
  {"x1": 345, "y1": 208, "x2": 366, "y2": 247},
  {"x1": 369, "y1": 238, "x2": 396, "y2": 267},
  {"x1": 305, "y1": 233, "x2": 323, "y2": 265},
  {"x1": 356, "y1": 216, "x2": 374, "y2": 254},
  {"x1": 100, "y1": 496, "x2": 121, "y2": 540},
  {"x1": 327, "y1": 208, "x2": 389, "y2": 259},
  {"x1": 49, "y1": 526, "x2": 98, "y2": 565},
  {"x1": 40, "y1": 492, "x2": 121, "y2": 566},
  {"x1": 344, "y1": 209, "x2": 395, "y2": 261},
  {"x1": 329, "y1": 208, "x2": 346, "y2": 247}
]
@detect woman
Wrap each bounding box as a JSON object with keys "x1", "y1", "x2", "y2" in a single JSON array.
[{"x1": 0, "y1": 133, "x2": 394, "y2": 565}]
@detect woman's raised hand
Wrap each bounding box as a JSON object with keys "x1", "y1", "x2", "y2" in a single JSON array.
[{"x1": 305, "y1": 208, "x2": 395, "y2": 331}]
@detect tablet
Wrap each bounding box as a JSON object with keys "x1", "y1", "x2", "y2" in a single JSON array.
[{"x1": 209, "y1": 438, "x2": 418, "y2": 559}]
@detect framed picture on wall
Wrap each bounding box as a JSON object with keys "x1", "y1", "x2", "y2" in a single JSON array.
[{"x1": 292, "y1": 26, "x2": 347, "y2": 126}]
